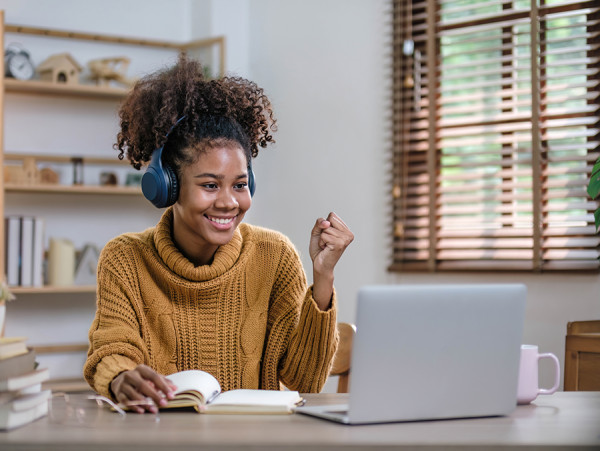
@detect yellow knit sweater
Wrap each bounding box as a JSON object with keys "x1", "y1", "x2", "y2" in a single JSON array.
[{"x1": 84, "y1": 208, "x2": 338, "y2": 399}]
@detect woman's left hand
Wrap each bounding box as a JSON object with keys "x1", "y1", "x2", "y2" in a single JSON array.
[{"x1": 309, "y1": 212, "x2": 354, "y2": 309}]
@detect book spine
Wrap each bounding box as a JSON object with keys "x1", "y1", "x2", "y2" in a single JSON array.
[
  {"x1": 5, "y1": 216, "x2": 21, "y2": 286},
  {"x1": 32, "y1": 217, "x2": 45, "y2": 287},
  {"x1": 19, "y1": 217, "x2": 34, "y2": 287}
]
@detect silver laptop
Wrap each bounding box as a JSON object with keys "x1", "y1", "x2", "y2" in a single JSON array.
[{"x1": 297, "y1": 284, "x2": 526, "y2": 424}]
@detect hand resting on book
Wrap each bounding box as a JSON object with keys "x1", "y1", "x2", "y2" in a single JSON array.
[
  {"x1": 110, "y1": 364, "x2": 177, "y2": 414},
  {"x1": 115, "y1": 369, "x2": 303, "y2": 415}
]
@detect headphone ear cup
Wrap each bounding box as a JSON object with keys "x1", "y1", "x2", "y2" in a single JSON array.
[
  {"x1": 247, "y1": 157, "x2": 256, "y2": 197},
  {"x1": 142, "y1": 146, "x2": 174, "y2": 208},
  {"x1": 164, "y1": 164, "x2": 179, "y2": 207},
  {"x1": 248, "y1": 166, "x2": 256, "y2": 197}
]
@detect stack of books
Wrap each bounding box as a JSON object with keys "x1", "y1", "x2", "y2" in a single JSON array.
[{"x1": 0, "y1": 336, "x2": 50, "y2": 430}]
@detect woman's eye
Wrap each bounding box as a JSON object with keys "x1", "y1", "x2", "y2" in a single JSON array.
[
  {"x1": 202, "y1": 183, "x2": 218, "y2": 190},
  {"x1": 235, "y1": 183, "x2": 248, "y2": 190}
]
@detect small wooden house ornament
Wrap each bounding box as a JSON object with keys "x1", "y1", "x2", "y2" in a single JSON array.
[{"x1": 37, "y1": 53, "x2": 83, "y2": 84}]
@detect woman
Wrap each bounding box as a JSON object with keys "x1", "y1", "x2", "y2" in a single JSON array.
[{"x1": 84, "y1": 56, "x2": 354, "y2": 413}]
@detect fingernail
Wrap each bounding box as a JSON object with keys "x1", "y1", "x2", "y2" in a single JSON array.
[{"x1": 159, "y1": 398, "x2": 168, "y2": 407}]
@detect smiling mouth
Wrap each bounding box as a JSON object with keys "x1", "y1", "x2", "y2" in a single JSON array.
[{"x1": 206, "y1": 215, "x2": 236, "y2": 225}]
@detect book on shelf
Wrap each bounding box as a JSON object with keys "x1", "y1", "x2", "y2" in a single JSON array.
[
  {"x1": 0, "y1": 336, "x2": 29, "y2": 360},
  {"x1": 122, "y1": 370, "x2": 303, "y2": 414},
  {"x1": 19, "y1": 217, "x2": 34, "y2": 287},
  {"x1": 32, "y1": 217, "x2": 45, "y2": 287},
  {"x1": 0, "y1": 390, "x2": 50, "y2": 431},
  {"x1": 5, "y1": 216, "x2": 21, "y2": 286}
]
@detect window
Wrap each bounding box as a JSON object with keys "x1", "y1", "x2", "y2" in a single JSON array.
[{"x1": 391, "y1": 0, "x2": 600, "y2": 271}]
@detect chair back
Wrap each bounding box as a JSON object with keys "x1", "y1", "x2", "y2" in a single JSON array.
[
  {"x1": 330, "y1": 323, "x2": 356, "y2": 393},
  {"x1": 564, "y1": 320, "x2": 600, "y2": 391}
]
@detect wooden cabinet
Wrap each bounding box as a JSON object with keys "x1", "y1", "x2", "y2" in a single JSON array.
[{"x1": 0, "y1": 11, "x2": 225, "y2": 389}]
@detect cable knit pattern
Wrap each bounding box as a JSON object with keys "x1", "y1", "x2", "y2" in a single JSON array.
[{"x1": 84, "y1": 208, "x2": 338, "y2": 399}]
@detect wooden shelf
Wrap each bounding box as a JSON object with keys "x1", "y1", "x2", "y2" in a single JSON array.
[
  {"x1": 4, "y1": 152, "x2": 131, "y2": 165},
  {"x1": 10, "y1": 285, "x2": 95, "y2": 294},
  {"x1": 5, "y1": 183, "x2": 141, "y2": 195},
  {"x1": 43, "y1": 378, "x2": 91, "y2": 393},
  {"x1": 4, "y1": 78, "x2": 129, "y2": 100},
  {"x1": 5, "y1": 23, "x2": 223, "y2": 51},
  {"x1": 4, "y1": 23, "x2": 226, "y2": 77},
  {"x1": 33, "y1": 343, "x2": 89, "y2": 354}
]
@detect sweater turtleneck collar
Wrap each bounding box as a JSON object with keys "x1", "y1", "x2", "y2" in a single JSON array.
[{"x1": 153, "y1": 207, "x2": 244, "y2": 282}]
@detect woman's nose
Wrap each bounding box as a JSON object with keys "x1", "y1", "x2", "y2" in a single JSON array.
[{"x1": 215, "y1": 188, "x2": 239, "y2": 209}]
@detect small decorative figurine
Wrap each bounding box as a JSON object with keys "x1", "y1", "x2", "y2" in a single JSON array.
[
  {"x1": 37, "y1": 53, "x2": 83, "y2": 84},
  {"x1": 87, "y1": 57, "x2": 137, "y2": 87},
  {"x1": 71, "y1": 157, "x2": 84, "y2": 185}
]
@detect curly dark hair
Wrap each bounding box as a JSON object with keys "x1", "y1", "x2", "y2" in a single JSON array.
[{"x1": 115, "y1": 54, "x2": 277, "y2": 172}]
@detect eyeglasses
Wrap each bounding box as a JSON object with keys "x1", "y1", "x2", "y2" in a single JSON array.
[
  {"x1": 49, "y1": 392, "x2": 164, "y2": 426},
  {"x1": 49, "y1": 392, "x2": 126, "y2": 426}
]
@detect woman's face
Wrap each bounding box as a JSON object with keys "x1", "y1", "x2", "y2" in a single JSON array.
[{"x1": 172, "y1": 144, "x2": 252, "y2": 265}]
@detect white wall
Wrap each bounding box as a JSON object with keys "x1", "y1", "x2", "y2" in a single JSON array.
[
  {"x1": 246, "y1": 0, "x2": 391, "y2": 309},
  {"x1": 2, "y1": 0, "x2": 599, "y2": 389},
  {"x1": 241, "y1": 0, "x2": 600, "y2": 390},
  {"x1": 0, "y1": 0, "x2": 190, "y2": 40}
]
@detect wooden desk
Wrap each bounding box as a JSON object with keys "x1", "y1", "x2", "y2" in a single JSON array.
[{"x1": 1, "y1": 392, "x2": 599, "y2": 450}]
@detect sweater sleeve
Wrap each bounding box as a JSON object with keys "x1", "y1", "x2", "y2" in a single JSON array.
[
  {"x1": 83, "y1": 241, "x2": 149, "y2": 399},
  {"x1": 262, "y1": 239, "x2": 338, "y2": 393}
]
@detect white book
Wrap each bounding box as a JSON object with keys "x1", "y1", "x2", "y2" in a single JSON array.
[
  {"x1": 0, "y1": 385, "x2": 43, "y2": 406},
  {"x1": 19, "y1": 217, "x2": 34, "y2": 287},
  {"x1": 0, "y1": 368, "x2": 50, "y2": 392},
  {"x1": 0, "y1": 393, "x2": 49, "y2": 431},
  {"x1": 7, "y1": 390, "x2": 51, "y2": 413},
  {"x1": 32, "y1": 217, "x2": 45, "y2": 287},
  {"x1": 5, "y1": 216, "x2": 21, "y2": 286}
]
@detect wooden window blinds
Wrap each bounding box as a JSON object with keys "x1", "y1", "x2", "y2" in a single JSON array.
[{"x1": 391, "y1": 0, "x2": 600, "y2": 272}]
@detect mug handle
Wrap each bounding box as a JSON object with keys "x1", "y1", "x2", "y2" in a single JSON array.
[{"x1": 538, "y1": 352, "x2": 560, "y2": 395}]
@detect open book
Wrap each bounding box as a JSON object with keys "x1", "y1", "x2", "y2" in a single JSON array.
[{"x1": 125, "y1": 370, "x2": 303, "y2": 414}]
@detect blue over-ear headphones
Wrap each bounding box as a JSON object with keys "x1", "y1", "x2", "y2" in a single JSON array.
[{"x1": 141, "y1": 116, "x2": 256, "y2": 208}]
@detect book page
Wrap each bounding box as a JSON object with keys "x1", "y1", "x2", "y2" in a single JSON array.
[
  {"x1": 166, "y1": 370, "x2": 221, "y2": 405},
  {"x1": 204, "y1": 389, "x2": 302, "y2": 414}
]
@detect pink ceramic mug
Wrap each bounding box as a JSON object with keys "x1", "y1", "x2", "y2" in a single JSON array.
[{"x1": 517, "y1": 344, "x2": 560, "y2": 405}]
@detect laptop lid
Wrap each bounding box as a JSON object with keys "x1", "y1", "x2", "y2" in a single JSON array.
[{"x1": 345, "y1": 284, "x2": 526, "y2": 424}]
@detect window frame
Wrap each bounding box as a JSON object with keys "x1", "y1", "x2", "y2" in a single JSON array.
[{"x1": 390, "y1": 0, "x2": 600, "y2": 272}]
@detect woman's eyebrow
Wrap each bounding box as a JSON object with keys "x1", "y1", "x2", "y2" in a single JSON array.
[
  {"x1": 194, "y1": 173, "x2": 248, "y2": 179},
  {"x1": 194, "y1": 173, "x2": 223, "y2": 179}
]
